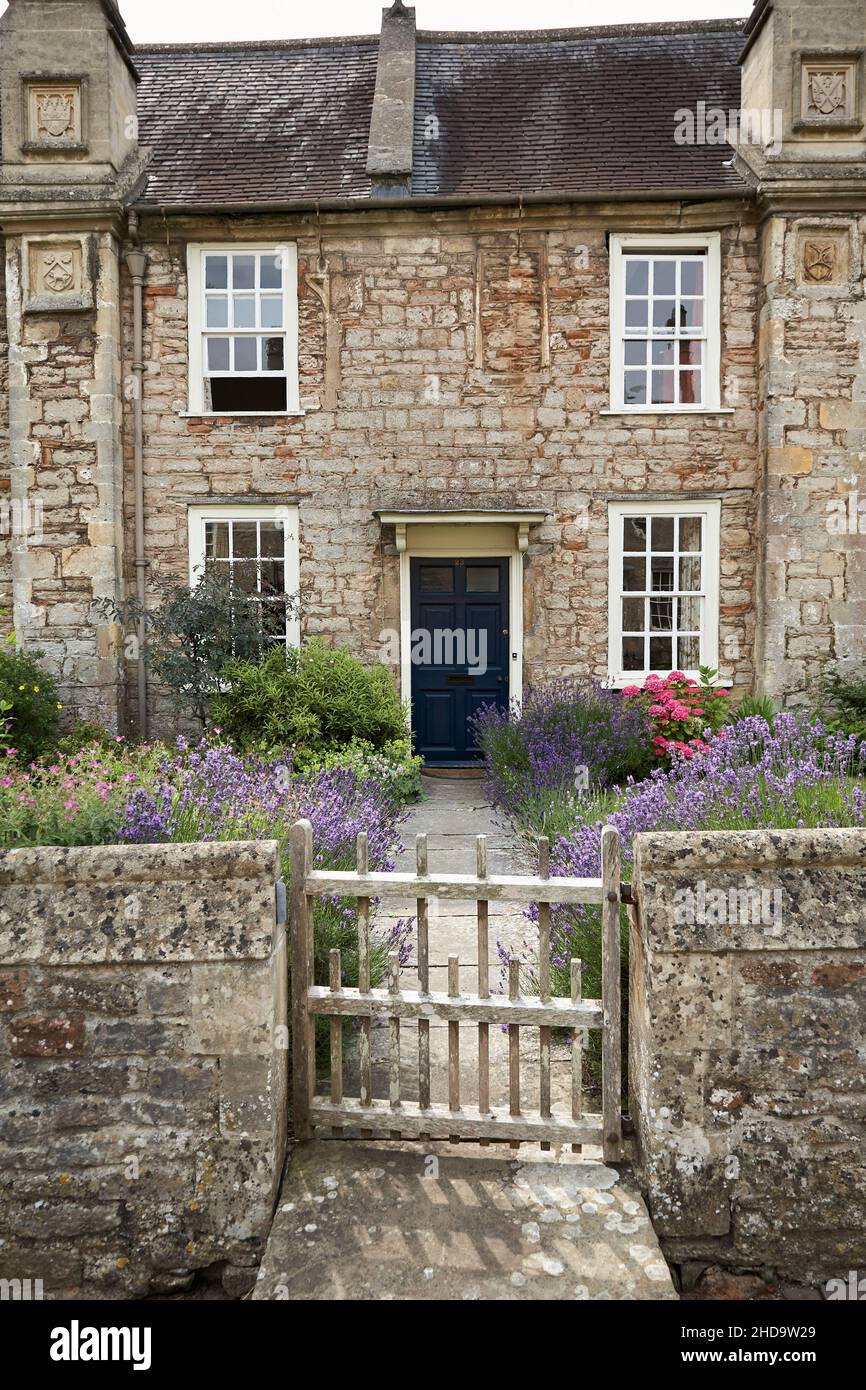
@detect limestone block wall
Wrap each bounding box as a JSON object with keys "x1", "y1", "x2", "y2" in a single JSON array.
[
  {"x1": 0, "y1": 839, "x2": 287, "y2": 1299},
  {"x1": 758, "y1": 214, "x2": 866, "y2": 707},
  {"x1": 116, "y1": 206, "x2": 761, "y2": 734},
  {"x1": 630, "y1": 828, "x2": 866, "y2": 1284}
]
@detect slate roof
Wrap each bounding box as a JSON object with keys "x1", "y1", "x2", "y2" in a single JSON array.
[{"x1": 133, "y1": 20, "x2": 748, "y2": 208}]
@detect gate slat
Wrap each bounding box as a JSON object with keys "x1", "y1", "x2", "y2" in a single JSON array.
[
  {"x1": 508, "y1": 958, "x2": 520, "y2": 1150},
  {"x1": 388, "y1": 949, "x2": 401, "y2": 1137},
  {"x1": 290, "y1": 819, "x2": 314, "y2": 1141},
  {"x1": 416, "y1": 833, "x2": 430, "y2": 1118},
  {"x1": 537, "y1": 836, "x2": 551, "y2": 1152},
  {"x1": 356, "y1": 831, "x2": 372, "y2": 1135},
  {"x1": 448, "y1": 954, "x2": 460, "y2": 1143},
  {"x1": 571, "y1": 956, "x2": 582, "y2": 1154},
  {"x1": 476, "y1": 835, "x2": 490, "y2": 1147},
  {"x1": 329, "y1": 948, "x2": 343, "y2": 1135},
  {"x1": 309, "y1": 1097, "x2": 604, "y2": 1146},
  {"x1": 601, "y1": 824, "x2": 623, "y2": 1163}
]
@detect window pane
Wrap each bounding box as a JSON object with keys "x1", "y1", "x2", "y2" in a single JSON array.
[
  {"x1": 678, "y1": 596, "x2": 701, "y2": 631},
  {"x1": 260, "y1": 559, "x2": 285, "y2": 595},
  {"x1": 679, "y1": 517, "x2": 702, "y2": 551},
  {"x1": 234, "y1": 337, "x2": 257, "y2": 371},
  {"x1": 232, "y1": 521, "x2": 258, "y2": 559},
  {"x1": 652, "y1": 299, "x2": 676, "y2": 330},
  {"x1": 625, "y1": 260, "x2": 649, "y2": 295},
  {"x1": 653, "y1": 260, "x2": 676, "y2": 295},
  {"x1": 231, "y1": 560, "x2": 258, "y2": 594},
  {"x1": 205, "y1": 255, "x2": 228, "y2": 290},
  {"x1": 206, "y1": 337, "x2": 230, "y2": 372},
  {"x1": 623, "y1": 516, "x2": 647, "y2": 551},
  {"x1": 649, "y1": 636, "x2": 673, "y2": 670},
  {"x1": 678, "y1": 634, "x2": 701, "y2": 669},
  {"x1": 625, "y1": 300, "x2": 648, "y2": 330},
  {"x1": 680, "y1": 299, "x2": 704, "y2": 329},
  {"x1": 466, "y1": 565, "x2": 500, "y2": 593},
  {"x1": 206, "y1": 296, "x2": 228, "y2": 328},
  {"x1": 650, "y1": 597, "x2": 673, "y2": 631},
  {"x1": 205, "y1": 521, "x2": 230, "y2": 559},
  {"x1": 651, "y1": 340, "x2": 674, "y2": 366},
  {"x1": 651, "y1": 516, "x2": 674, "y2": 551},
  {"x1": 650, "y1": 556, "x2": 674, "y2": 591},
  {"x1": 263, "y1": 336, "x2": 285, "y2": 372},
  {"x1": 233, "y1": 296, "x2": 255, "y2": 328},
  {"x1": 679, "y1": 339, "x2": 703, "y2": 365},
  {"x1": 233, "y1": 255, "x2": 255, "y2": 290},
  {"x1": 624, "y1": 341, "x2": 647, "y2": 366},
  {"x1": 419, "y1": 565, "x2": 453, "y2": 592},
  {"x1": 260, "y1": 522, "x2": 285, "y2": 557},
  {"x1": 624, "y1": 371, "x2": 646, "y2": 405},
  {"x1": 260, "y1": 254, "x2": 283, "y2": 289},
  {"x1": 622, "y1": 555, "x2": 646, "y2": 591},
  {"x1": 679, "y1": 370, "x2": 701, "y2": 405},
  {"x1": 651, "y1": 370, "x2": 675, "y2": 404},
  {"x1": 680, "y1": 556, "x2": 702, "y2": 591},
  {"x1": 261, "y1": 296, "x2": 283, "y2": 328},
  {"x1": 622, "y1": 597, "x2": 645, "y2": 632},
  {"x1": 680, "y1": 260, "x2": 704, "y2": 295},
  {"x1": 622, "y1": 636, "x2": 645, "y2": 671}
]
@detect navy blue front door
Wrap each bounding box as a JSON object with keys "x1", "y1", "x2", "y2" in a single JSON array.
[{"x1": 410, "y1": 557, "x2": 510, "y2": 764}]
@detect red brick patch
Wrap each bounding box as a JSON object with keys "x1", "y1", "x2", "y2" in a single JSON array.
[{"x1": 10, "y1": 1014, "x2": 86, "y2": 1057}]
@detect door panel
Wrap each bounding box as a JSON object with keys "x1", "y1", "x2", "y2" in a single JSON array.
[{"x1": 410, "y1": 556, "x2": 510, "y2": 764}]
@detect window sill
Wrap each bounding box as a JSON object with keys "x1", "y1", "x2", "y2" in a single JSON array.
[
  {"x1": 606, "y1": 675, "x2": 734, "y2": 690},
  {"x1": 180, "y1": 410, "x2": 306, "y2": 419},
  {"x1": 599, "y1": 408, "x2": 735, "y2": 417}
]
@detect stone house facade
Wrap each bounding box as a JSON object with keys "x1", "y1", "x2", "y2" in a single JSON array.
[{"x1": 0, "y1": 0, "x2": 864, "y2": 761}]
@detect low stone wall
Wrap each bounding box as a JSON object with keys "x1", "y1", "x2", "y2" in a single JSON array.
[
  {"x1": 630, "y1": 828, "x2": 866, "y2": 1286},
  {"x1": 0, "y1": 840, "x2": 287, "y2": 1299}
]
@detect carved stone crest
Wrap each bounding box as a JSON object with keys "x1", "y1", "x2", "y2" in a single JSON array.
[
  {"x1": 25, "y1": 81, "x2": 83, "y2": 149},
  {"x1": 22, "y1": 236, "x2": 92, "y2": 312},
  {"x1": 807, "y1": 69, "x2": 847, "y2": 116},
  {"x1": 802, "y1": 240, "x2": 837, "y2": 284}
]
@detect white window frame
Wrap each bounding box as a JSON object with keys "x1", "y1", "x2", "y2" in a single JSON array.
[
  {"x1": 608, "y1": 232, "x2": 722, "y2": 413},
  {"x1": 607, "y1": 498, "x2": 720, "y2": 687},
  {"x1": 186, "y1": 243, "x2": 300, "y2": 415},
  {"x1": 187, "y1": 503, "x2": 301, "y2": 647}
]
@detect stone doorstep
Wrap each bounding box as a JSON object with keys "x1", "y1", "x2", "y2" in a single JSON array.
[{"x1": 253, "y1": 1139, "x2": 677, "y2": 1302}]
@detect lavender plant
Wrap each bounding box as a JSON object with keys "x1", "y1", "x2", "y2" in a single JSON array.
[{"x1": 471, "y1": 678, "x2": 654, "y2": 839}]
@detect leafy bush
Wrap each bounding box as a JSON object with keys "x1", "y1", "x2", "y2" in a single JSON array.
[
  {"x1": 471, "y1": 678, "x2": 653, "y2": 838},
  {"x1": 0, "y1": 636, "x2": 61, "y2": 763},
  {"x1": 620, "y1": 666, "x2": 731, "y2": 761},
  {"x1": 309, "y1": 737, "x2": 423, "y2": 805},
  {"x1": 52, "y1": 721, "x2": 125, "y2": 758},
  {"x1": 730, "y1": 692, "x2": 775, "y2": 724},
  {"x1": 819, "y1": 663, "x2": 866, "y2": 741},
  {"x1": 97, "y1": 570, "x2": 288, "y2": 727},
  {"x1": 0, "y1": 742, "x2": 161, "y2": 849},
  {"x1": 211, "y1": 640, "x2": 409, "y2": 769}
]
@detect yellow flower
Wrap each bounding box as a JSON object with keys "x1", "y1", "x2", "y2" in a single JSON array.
[
  {"x1": 33, "y1": 686, "x2": 39, "y2": 693},
  {"x1": 18, "y1": 684, "x2": 24, "y2": 691}
]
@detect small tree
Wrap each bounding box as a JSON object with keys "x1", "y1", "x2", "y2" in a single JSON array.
[{"x1": 96, "y1": 571, "x2": 294, "y2": 727}]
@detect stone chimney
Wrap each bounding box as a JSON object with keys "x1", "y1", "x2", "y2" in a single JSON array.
[{"x1": 366, "y1": 1, "x2": 416, "y2": 197}]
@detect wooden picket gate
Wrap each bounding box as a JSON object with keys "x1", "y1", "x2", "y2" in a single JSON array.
[{"x1": 289, "y1": 819, "x2": 624, "y2": 1161}]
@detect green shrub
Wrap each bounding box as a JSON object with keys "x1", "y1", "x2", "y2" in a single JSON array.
[
  {"x1": 211, "y1": 639, "x2": 409, "y2": 768},
  {"x1": 309, "y1": 737, "x2": 423, "y2": 804},
  {"x1": 52, "y1": 721, "x2": 124, "y2": 758},
  {"x1": 731, "y1": 693, "x2": 776, "y2": 724},
  {"x1": 819, "y1": 663, "x2": 866, "y2": 741},
  {"x1": 0, "y1": 637, "x2": 61, "y2": 763}
]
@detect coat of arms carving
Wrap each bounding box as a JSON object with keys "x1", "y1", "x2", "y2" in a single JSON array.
[
  {"x1": 36, "y1": 90, "x2": 75, "y2": 140},
  {"x1": 807, "y1": 70, "x2": 847, "y2": 116},
  {"x1": 39, "y1": 249, "x2": 76, "y2": 295},
  {"x1": 802, "y1": 240, "x2": 837, "y2": 284}
]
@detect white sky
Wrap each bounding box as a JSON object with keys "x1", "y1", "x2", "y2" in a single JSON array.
[{"x1": 0, "y1": 1, "x2": 754, "y2": 44}]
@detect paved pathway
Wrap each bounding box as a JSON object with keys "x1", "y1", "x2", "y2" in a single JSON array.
[{"x1": 256, "y1": 777, "x2": 677, "y2": 1301}]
